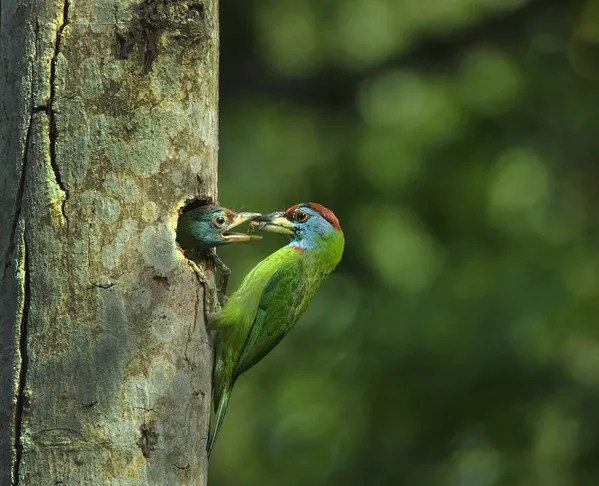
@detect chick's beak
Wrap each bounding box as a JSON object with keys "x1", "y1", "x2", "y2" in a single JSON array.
[
  {"x1": 251, "y1": 211, "x2": 296, "y2": 235},
  {"x1": 221, "y1": 212, "x2": 263, "y2": 243}
]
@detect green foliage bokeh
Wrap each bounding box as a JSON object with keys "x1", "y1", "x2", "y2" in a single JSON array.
[{"x1": 213, "y1": 1, "x2": 599, "y2": 484}]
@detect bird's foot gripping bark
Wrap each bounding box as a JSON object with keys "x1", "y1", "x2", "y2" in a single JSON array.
[
  {"x1": 187, "y1": 259, "x2": 217, "y2": 322},
  {"x1": 207, "y1": 249, "x2": 230, "y2": 307},
  {"x1": 187, "y1": 259, "x2": 207, "y2": 286}
]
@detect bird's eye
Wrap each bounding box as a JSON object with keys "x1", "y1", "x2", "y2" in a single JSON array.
[
  {"x1": 294, "y1": 210, "x2": 309, "y2": 223},
  {"x1": 212, "y1": 216, "x2": 227, "y2": 228}
]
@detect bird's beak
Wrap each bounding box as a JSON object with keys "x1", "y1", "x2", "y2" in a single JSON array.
[
  {"x1": 250, "y1": 211, "x2": 296, "y2": 235},
  {"x1": 221, "y1": 212, "x2": 263, "y2": 243}
]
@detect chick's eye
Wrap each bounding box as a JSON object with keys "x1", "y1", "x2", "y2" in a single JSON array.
[
  {"x1": 212, "y1": 216, "x2": 227, "y2": 228},
  {"x1": 294, "y1": 211, "x2": 309, "y2": 223}
]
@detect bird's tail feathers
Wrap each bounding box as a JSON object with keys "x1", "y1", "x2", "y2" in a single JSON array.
[{"x1": 207, "y1": 381, "x2": 232, "y2": 458}]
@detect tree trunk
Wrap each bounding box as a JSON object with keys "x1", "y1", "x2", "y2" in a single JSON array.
[{"x1": 0, "y1": 0, "x2": 218, "y2": 483}]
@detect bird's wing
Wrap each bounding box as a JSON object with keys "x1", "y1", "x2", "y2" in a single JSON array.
[{"x1": 235, "y1": 258, "x2": 308, "y2": 376}]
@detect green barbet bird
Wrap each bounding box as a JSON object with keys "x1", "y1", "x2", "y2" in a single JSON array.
[
  {"x1": 176, "y1": 205, "x2": 262, "y2": 298},
  {"x1": 207, "y1": 202, "x2": 345, "y2": 457}
]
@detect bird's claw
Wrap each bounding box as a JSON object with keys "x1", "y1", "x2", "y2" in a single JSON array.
[
  {"x1": 187, "y1": 259, "x2": 214, "y2": 322},
  {"x1": 207, "y1": 250, "x2": 231, "y2": 306},
  {"x1": 216, "y1": 281, "x2": 228, "y2": 307},
  {"x1": 188, "y1": 260, "x2": 207, "y2": 286}
]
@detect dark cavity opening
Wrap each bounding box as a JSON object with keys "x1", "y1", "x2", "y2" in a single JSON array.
[{"x1": 180, "y1": 198, "x2": 213, "y2": 215}]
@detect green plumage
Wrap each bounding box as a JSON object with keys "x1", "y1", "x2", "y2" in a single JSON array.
[{"x1": 207, "y1": 206, "x2": 344, "y2": 456}]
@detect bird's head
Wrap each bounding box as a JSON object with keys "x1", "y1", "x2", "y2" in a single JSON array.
[
  {"x1": 252, "y1": 202, "x2": 343, "y2": 250},
  {"x1": 177, "y1": 205, "x2": 262, "y2": 250}
]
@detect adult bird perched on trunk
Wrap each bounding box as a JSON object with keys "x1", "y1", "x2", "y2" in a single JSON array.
[
  {"x1": 207, "y1": 202, "x2": 345, "y2": 457},
  {"x1": 176, "y1": 204, "x2": 262, "y2": 299}
]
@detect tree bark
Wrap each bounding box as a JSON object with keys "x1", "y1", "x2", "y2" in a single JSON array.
[{"x1": 0, "y1": 0, "x2": 218, "y2": 483}]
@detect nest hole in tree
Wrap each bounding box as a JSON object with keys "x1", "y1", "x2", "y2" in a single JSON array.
[{"x1": 179, "y1": 198, "x2": 213, "y2": 215}]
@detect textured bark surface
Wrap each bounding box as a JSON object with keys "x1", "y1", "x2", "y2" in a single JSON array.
[{"x1": 0, "y1": 0, "x2": 218, "y2": 484}]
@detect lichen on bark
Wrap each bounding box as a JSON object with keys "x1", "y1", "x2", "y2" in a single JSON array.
[{"x1": 0, "y1": 0, "x2": 219, "y2": 484}]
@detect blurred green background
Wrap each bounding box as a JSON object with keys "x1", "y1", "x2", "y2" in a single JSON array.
[{"x1": 213, "y1": 0, "x2": 599, "y2": 485}]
